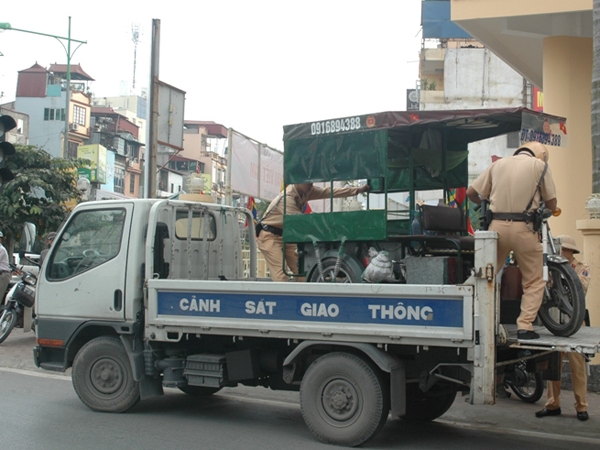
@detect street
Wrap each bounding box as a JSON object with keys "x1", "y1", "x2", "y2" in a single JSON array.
[{"x1": 1, "y1": 332, "x2": 600, "y2": 449}]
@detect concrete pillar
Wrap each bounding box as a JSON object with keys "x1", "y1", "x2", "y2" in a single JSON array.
[
  {"x1": 542, "y1": 37, "x2": 592, "y2": 244},
  {"x1": 577, "y1": 220, "x2": 600, "y2": 352}
]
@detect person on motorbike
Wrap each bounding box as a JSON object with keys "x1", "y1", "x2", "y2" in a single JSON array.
[
  {"x1": 466, "y1": 141, "x2": 558, "y2": 340},
  {"x1": 0, "y1": 232, "x2": 12, "y2": 300},
  {"x1": 536, "y1": 234, "x2": 589, "y2": 421}
]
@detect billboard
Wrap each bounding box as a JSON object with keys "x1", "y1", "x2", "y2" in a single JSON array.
[
  {"x1": 77, "y1": 144, "x2": 107, "y2": 184},
  {"x1": 157, "y1": 81, "x2": 186, "y2": 150},
  {"x1": 230, "y1": 130, "x2": 283, "y2": 201}
]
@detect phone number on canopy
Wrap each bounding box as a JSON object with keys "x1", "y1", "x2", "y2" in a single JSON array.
[{"x1": 310, "y1": 117, "x2": 361, "y2": 135}]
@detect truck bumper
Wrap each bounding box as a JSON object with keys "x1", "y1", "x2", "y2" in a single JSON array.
[{"x1": 33, "y1": 345, "x2": 68, "y2": 372}]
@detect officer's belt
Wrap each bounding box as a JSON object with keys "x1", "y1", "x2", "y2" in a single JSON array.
[
  {"x1": 491, "y1": 212, "x2": 529, "y2": 222},
  {"x1": 261, "y1": 223, "x2": 283, "y2": 236}
]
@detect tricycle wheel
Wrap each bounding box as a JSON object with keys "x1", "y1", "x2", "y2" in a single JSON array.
[
  {"x1": 538, "y1": 261, "x2": 586, "y2": 337},
  {"x1": 308, "y1": 258, "x2": 362, "y2": 283},
  {"x1": 72, "y1": 336, "x2": 140, "y2": 412},
  {"x1": 300, "y1": 352, "x2": 389, "y2": 446}
]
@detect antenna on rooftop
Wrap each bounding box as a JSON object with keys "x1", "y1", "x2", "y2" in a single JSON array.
[{"x1": 131, "y1": 23, "x2": 140, "y2": 91}]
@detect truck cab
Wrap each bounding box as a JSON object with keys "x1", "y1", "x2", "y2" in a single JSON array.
[{"x1": 35, "y1": 199, "x2": 252, "y2": 371}]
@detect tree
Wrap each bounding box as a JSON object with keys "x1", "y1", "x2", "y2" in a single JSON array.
[{"x1": 0, "y1": 145, "x2": 86, "y2": 254}]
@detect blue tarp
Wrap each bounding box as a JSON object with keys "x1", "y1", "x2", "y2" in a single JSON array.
[{"x1": 422, "y1": 0, "x2": 471, "y2": 39}]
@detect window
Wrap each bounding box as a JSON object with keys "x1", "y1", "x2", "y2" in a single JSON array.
[
  {"x1": 129, "y1": 173, "x2": 136, "y2": 194},
  {"x1": 174, "y1": 210, "x2": 216, "y2": 240},
  {"x1": 67, "y1": 141, "x2": 79, "y2": 159},
  {"x1": 114, "y1": 167, "x2": 125, "y2": 194},
  {"x1": 47, "y1": 208, "x2": 126, "y2": 280},
  {"x1": 72, "y1": 105, "x2": 86, "y2": 126},
  {"x1": 44, "y1": 108, "x2": 65, "y2": 121}
]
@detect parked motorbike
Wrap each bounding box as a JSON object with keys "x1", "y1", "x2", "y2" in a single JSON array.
[
  {"x1": 0, "y1": 258, "x2": 38, "y2": 344},
  {"x1": 502, "y1": 360, "x2": 544, "y2": 403}
]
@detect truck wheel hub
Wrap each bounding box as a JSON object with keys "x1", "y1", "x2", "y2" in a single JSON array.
[
  {"x1": 91, "y1": 359, "x2": 123, "y2": 394},
  {"x1": 322, "y1": 380, "x2": 358, "y2": 420}
]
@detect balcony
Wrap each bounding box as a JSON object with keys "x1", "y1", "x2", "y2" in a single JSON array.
[
  {"x1": 419, "y1": 90, "x2": 445, "y2": 104},
  {"x1": 420, "y1": 48, "x2": 445, "y2": 75}
]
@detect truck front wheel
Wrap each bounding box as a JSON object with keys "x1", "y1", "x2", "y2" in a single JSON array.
[
  {"x1": 72, "y1": 336, "x2": 140, "y2": 413},
  {"x1": 300, "y1": 352, "x2": 389, "y2": 447}
]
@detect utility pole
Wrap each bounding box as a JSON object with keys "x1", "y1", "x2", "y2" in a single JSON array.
[{"x1": 147, "y1": 19, "x2": 160, "y2": 198}]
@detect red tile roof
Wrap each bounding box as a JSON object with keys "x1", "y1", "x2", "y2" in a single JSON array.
[{"x1": 48, "y1": 63, "x2": 95, "y2": 81}]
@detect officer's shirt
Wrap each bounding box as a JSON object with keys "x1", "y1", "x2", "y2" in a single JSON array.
[{"x1": 470, "y1": 153, "x2": 557, "y2": 213}]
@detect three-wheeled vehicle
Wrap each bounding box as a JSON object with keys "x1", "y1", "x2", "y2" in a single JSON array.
[{"x1": 280, "y1": 107, "x2": 584, "y2": 336}]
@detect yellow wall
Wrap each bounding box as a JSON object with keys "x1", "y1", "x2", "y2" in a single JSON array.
[
  {"x1": 542, "y1": 37, "x2": 592, "y2": 248},
  {"x1": 451, "y1": 0, "x2": 591, "y2": 20}
]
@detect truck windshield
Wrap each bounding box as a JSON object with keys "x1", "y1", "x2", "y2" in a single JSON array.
[{"x1": 47, "y1": 208, "x2": 126, "y2": 280}]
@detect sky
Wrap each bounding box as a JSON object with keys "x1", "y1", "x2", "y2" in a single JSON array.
[{"x1": 0, "y1": 0, "x2": 423, "y2": 151}]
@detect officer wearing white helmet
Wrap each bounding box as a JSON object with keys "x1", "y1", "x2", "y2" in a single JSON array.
[
  {"x1": 0, "y1": 231, "x2": 12, "y2": 300},
  {"x1": 536, "y1": 235, "x2": 590, "y2": 421},
  {"x1": 467, "y1": 141, "x2": 558, "y2": 340}
]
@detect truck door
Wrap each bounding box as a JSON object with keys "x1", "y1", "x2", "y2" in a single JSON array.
[{"x1": 39, "y1": 204, "x2": 133, "y2": 321}]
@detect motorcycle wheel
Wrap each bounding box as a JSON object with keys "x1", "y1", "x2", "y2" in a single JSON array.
[
  {"x1": 0, "y1": 306, "x2": 18, "y2": 344},
  {"x1": 538, "y1": 261, "x2": 586, "y2": 337},
  {"x1": 508, "y1": 363, "x2": 544, "y2": 404}
]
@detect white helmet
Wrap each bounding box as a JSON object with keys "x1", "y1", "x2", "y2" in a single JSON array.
[
  {"x1": 514, "y1": 141, "x2": 549, "y2": 163},
  {"x1": 0, "y1": 231, "x2": 3, "y2": 238}
]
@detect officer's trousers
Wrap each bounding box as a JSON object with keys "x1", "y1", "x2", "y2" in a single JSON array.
[
  {"x1": 491, "y1": 220, "x2": 544, "y2": 330},
  {"x1": 545, "y1": 352, "x2": 588, "y2": 413},
  {"x1": 256, "y1": 230, "x2": 302, "y2": 282}
]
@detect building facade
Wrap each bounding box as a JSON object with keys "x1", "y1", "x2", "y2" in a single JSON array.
[{"x1": 14, "y1": 63, "x2": 94, "y2": 159}]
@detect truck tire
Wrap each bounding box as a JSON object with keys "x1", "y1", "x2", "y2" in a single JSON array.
[
  {"x1": 178, "y1": 385, "x2": 220, "y2": 396},
  {"x1": 72, "y1": 336, "x2": 140, "y2": 413},
  {"x1": 0, "y1": 306, "x2": 17, "y2": 344},
  {"x1": 307, "y1": 258, "x2": 362, "y2": 283},
  {"x1": 538, "y1": 261, "x2": 586, "y2": 337},
  {"x1": 300, "y1": 352, "x2": 389, "y2": 447},
  {"x1": 401, "y1": 383, "x2": 456, "y2": 422}
]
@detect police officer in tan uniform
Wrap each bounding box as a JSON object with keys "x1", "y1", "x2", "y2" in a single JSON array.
[
  {"x1": 536, "y1": 235, "x2": 589, "y2": 421},
  {"x1": 467, "y1": 141, "x2": 557, "y2": 340},
  {"x1": 257, "y1": 183, "x2": 369, "y2": 282}
]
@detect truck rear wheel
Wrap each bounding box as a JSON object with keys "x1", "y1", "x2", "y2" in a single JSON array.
[
  {"x1": 401, "y1": 382, "x2": 456, "y2": 421},
  {"x1": 72, "y1": 336, "x2": 140, "y2": 413},
  {"x1": 300, "y1": 352, "x2": 389, "y2": 447}
]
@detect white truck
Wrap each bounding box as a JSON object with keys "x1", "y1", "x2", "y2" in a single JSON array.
[
  {"x1": 32, "y1": 196, "x2": 600, "y2": 446},
  {"x1": 33, "y1": 108, "x2": 600, "y2": 447}
]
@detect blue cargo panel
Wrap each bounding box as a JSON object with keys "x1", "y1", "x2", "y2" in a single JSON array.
[{"x1": 156, "y1": 291, "x2": 463, "y2": 328}]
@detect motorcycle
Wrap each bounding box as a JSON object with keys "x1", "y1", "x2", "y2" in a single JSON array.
[
  {"x1": 502, "y1": 360, "x2": 544, "y2": 403},
  {"x1": 0, "y1": 258, "x2": 38, "y2": 344},
  {"x1": 496, "y1": 202, "x2": 586, "y2": 337},
  {"x1": 536, "y1": 204, "x2": 586, "y2": 337}
]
